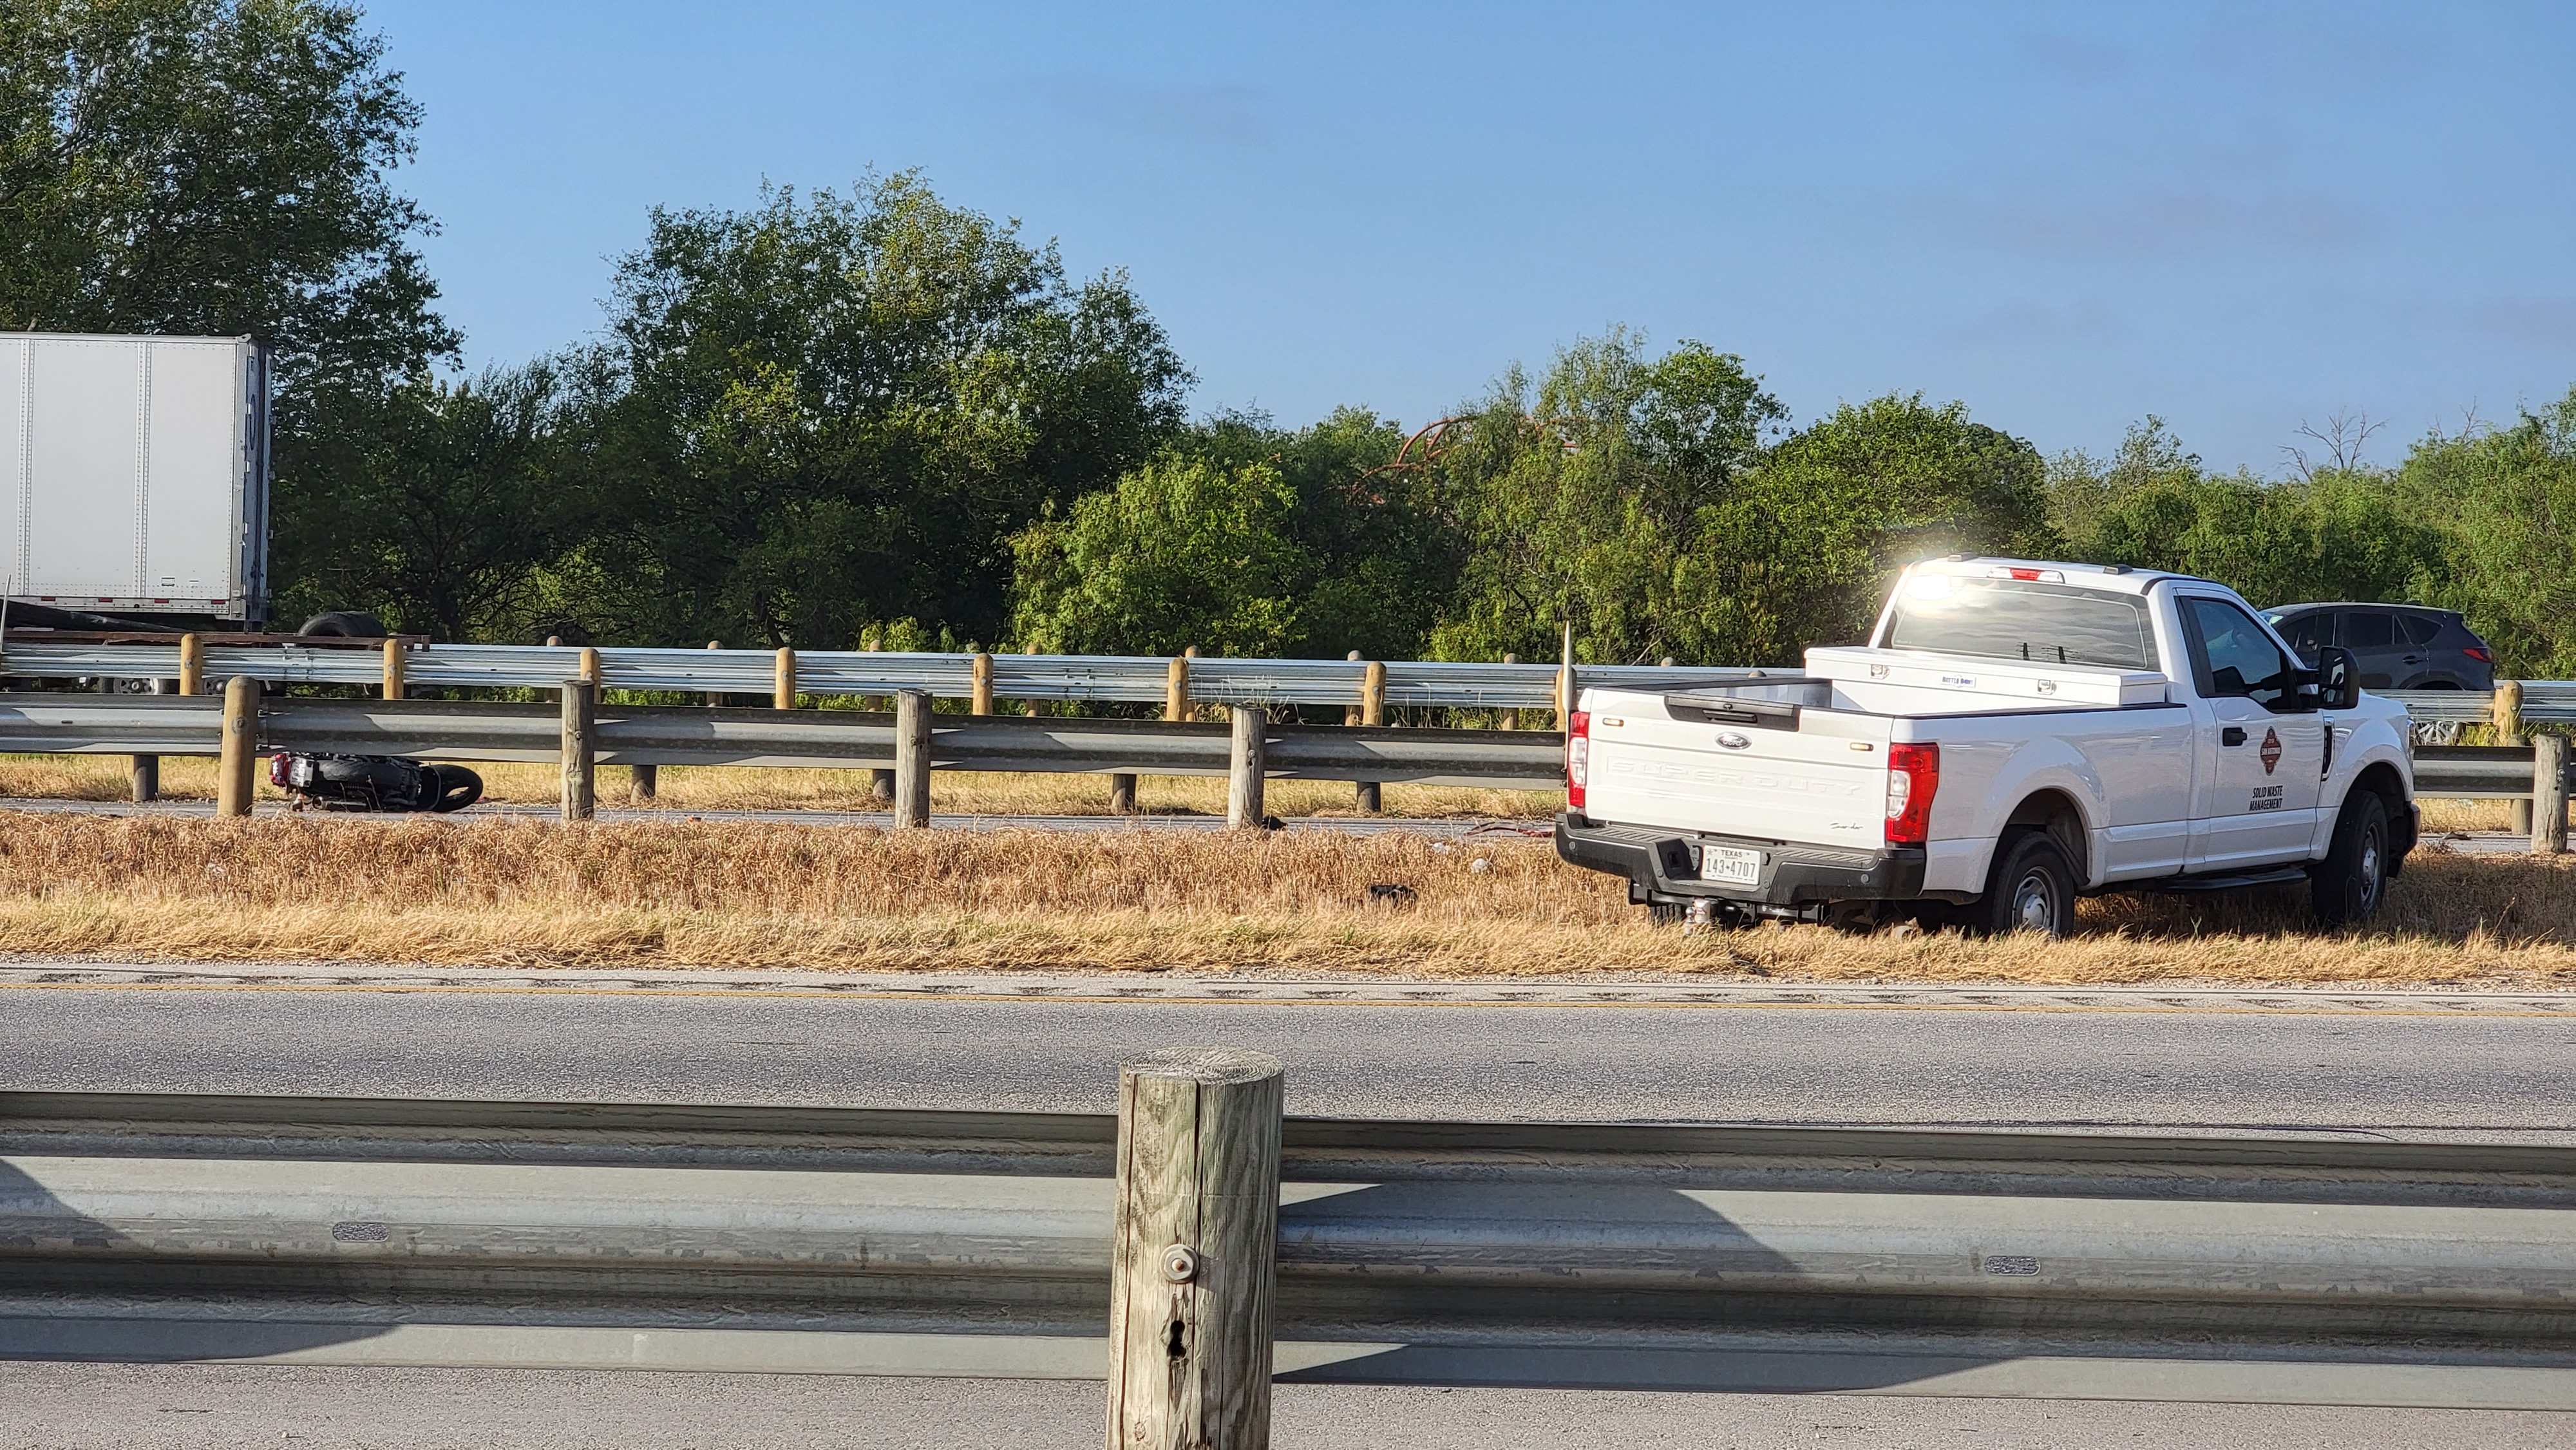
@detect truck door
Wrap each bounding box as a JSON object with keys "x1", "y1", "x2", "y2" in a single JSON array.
[{"x1": 2178, "y1": 596, "x2": 2325, "y2": 870}]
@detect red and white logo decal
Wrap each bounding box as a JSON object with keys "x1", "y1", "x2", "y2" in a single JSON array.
[{"x1": 2259, "y1": 728, "x2": 2282, "y2": 775}]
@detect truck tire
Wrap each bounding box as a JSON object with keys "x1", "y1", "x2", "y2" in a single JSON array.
[
  {"x1": 2310, "y1": 788, "x2": 2391, "y2": 928},
  {"x1": 299, "y1": 610, "x2": 389, "y2": 637},
  {"x1": 1971, "y1": 828, "x2": 2078, "y2": 937}
]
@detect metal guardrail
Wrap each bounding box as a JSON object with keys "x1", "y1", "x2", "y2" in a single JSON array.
[
  {"x1": 2411, "y1": 745, "x2": 2555, "y2": 800},
  {"x1": 2, "y1": 694, "x2": 2556, "y2": 800},
  {"x1": 11, "y1": 636, "x2": 2574, "y2": 723},
  {"x1": 0, "y1": 695, "x2": 1571, "y2": 787},
  {"x1": 0, "y1": 639, "x2": 1776, "y2": 708},
  {"x1": 4, "y1": 1089, "x2": 2573, "y2": 1402},
  {"x1": 2384, "y1": 684, "x2": 2576, "y2": 723}
]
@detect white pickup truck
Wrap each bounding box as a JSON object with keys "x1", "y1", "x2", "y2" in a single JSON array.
[{"x1": 1555, "y1": 558, "x2": 2417, "y2": 936}]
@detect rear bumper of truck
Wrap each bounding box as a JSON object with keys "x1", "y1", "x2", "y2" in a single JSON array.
[{"x1": 1555, "y1": 814, "x2": 1931, "y2": 908}]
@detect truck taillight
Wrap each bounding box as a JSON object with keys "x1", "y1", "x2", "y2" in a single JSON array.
[
  {"x1": 1886, "y1": 742, "x2": 1938, "y2": 845},
  {"x1": 1566, "y1": 710, "x2": 1591, "y2": 810}
]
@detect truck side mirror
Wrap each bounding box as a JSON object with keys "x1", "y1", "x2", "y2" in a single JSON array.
[{"x1": 2316, "y1": 646, "x2": 2361, "y2": 710}]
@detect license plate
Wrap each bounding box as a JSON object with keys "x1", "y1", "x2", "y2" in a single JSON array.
[{"x1": 1700, "y1": 846, "x2": 1762, "y2": 886}]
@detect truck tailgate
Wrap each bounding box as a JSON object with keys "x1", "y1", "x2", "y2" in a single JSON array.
[{"x1": 1584, "y1": 688, "x2": 1893, "y2": 847}]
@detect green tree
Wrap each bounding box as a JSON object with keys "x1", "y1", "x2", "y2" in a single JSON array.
[
  {"x1": 2043, "y1": 416, "x2": 2200, "y2": 545},
  {"x1": 270, "y1": 363, "x2": 577, "y2": 641},
  {"x1": 1009, "y1": 453, "x2": 1308, "y2": 657},
  {"x1": 580, "y1": 174, "x2": 1190, "y2": 649},
  {"x1": 1425, "y1": 331, "x2": 1788, "y2": 666},
  {"x1": 1183, "y1": 406, "x2": 1455, "y2": 659},
  {"x1": 2400, "y1": 388, "x2": 2576, "y2": 675},
  {"x1": 1736, "y1": 393, "x2": 2058, "y2": 655},
  {"x1": 1420, "y1": 333, "x2": 2050, "y2": 668},
  {"x1": 1007, "y1": 406, "x2": 1454, "y2": 661},
  {"x1": 0, "y1": 0, "x2": 453, "y2": 384},
  {"x1": 2054, "y1": 419, "x2": 2443, "y2": 610}
]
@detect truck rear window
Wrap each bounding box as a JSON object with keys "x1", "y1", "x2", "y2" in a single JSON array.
[{"x1": 1884, "y1": 577, "x2": 2159, "y2": 670}]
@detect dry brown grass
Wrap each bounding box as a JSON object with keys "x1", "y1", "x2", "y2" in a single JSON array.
[
  {"x1": 4, "y1": 812, "x2": 2571, "y2": 986},
  {"x1": 2419, "y1": 797, "x2": 2517, "y2": 833},
  {"x1": 0, "y1": 753, "x2": 1555, "y2": 819}
]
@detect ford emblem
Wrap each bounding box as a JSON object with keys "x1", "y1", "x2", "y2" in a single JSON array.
[{"x1": 1716, "y1": 731, "x2": 1752, "y2": 750}]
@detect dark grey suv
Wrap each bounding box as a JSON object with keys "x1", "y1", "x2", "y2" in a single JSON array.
[{"x1": 2261, "y1": 603, "x2": 2495, "y2": 690}]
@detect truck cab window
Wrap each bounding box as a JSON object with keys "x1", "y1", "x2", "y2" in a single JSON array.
[
  {"x1": 2183, "y1": 598, "x2": 2302, "y2": 712},
  {"x1": 1884, "y1": 578, "x2": 2158, "y2": 670}
]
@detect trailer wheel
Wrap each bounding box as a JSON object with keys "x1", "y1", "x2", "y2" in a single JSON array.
[
  {"x1": 298, "y1": 610, "x2": 389, "y2": 637},
  {"x1": 1971, "y1": 828, "x2": 2077, "y2": 937},
  {"x1": 2309, "y1": 788, "x2": 2391, "y2": 928}
]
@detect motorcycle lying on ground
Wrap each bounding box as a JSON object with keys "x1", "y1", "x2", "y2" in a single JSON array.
[{"x1": 268, "y1": 754, "x2": 484, "y2": 813}]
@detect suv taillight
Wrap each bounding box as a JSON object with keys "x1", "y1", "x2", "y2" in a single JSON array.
[
  {"x1": 2465, "y1": 645, "x2": 2493, "y2": 664},
  {"x1": 1886, "y1": 742, "x2": 1938, "y2": 845},
  {"x1": 1566, "y1": 711, "x2": 1591, "y2": 810}
]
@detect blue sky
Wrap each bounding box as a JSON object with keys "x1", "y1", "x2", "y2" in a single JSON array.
[{"x1": 372, "y1": 1, "x2": 2575, "y2": 472}]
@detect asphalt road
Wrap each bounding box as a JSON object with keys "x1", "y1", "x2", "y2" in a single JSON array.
[
  {"x1": 4, "y1": 968, "x2": 2571, "y2": 1139},
  {"x1": 7, "y1": 968, "x2": 2573, "y2": 1447},
  {"x1": 8, "y1": 1364, "x2": 2571, "y2": 1450}
]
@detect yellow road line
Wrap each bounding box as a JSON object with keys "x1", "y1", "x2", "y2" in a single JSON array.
[{"x1": 0, "y1": 977, "x2": 2568, "y2": 1018}]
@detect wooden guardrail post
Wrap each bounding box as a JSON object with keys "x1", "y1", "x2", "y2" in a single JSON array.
[
  {"x1": 1227, "y1": 707, "x2": 1266, "y2": 829},
  {"x1": 176, "y1": 632, "x2": 204, "y2": 697},
  {"x1": 113, "y1": 674, "x2": 161, "y2": 803},
  {"x1": 381, "y1": 639, "x2": 406, "y2": 701},
  {"x1": 894, "y1": 688, "x2": 932, "y2": 829},
  {"x1": 1107, "y1": 1048, "x2": 1283, "y2": 1450},
  {"x1": 2497, "y1": 682, "x2": 2530, "y2": 835},
  {"x1": 1500, "y1": 652, "x2": 1518, "y2": 731},
  {"x1": 774, "y1": 647, "x2": 797, "y2": 710},
  {"x1": 2535, "y1": 733, "x2": 2569, "y2": 856},
  {"x1": 972, "y1": 652, "x2": 995, "y2": 715},
  {"x1": 1355, "y1": 659, "x2": 1386, "y2": 814},
  {"x1": 560, "y1": 678, "x2": 595, "y2": 822},
  {"x1": 704, "y1": 641, "x2": 724, "y2": 707},
  {"x1": 1125, "y1": 650, "x2": 1191, "y2": 816},
  {"x1": 564, "y1": 645, "x2": 648, "y2": 798},
  {"x1": 216, "y1": 675, "x2": 256, "y2": 818},
  {"x1": 1556, "y1": 623, "x2": 1576, "y2": 735},
  {"x1": 862, "y1": 639, "x2": 896, "y2": 803}
]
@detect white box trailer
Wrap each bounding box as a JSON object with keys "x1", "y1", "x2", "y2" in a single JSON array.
[{"x1": 0, "y1": 331, "x2": 271, "y2": 623}]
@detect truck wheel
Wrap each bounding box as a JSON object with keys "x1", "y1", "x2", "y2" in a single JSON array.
[
  {"x1": 2310, "y1": 789, "x2": 2391, "y2": 928},
  {"x1": 1973, "y1": 829, "x2": 2077, "y2": 937},
  {"x1": 298, "y1": 610, "x2": 389, "y2": 637}
]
